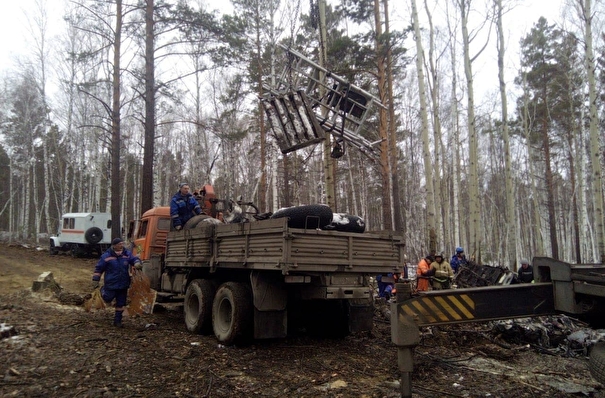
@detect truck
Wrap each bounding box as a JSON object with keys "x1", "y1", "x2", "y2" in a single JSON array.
[
  {"x1": 49, "y1": 212, "x2": 112, "y2": 257},
  {"x1": 128, "y1": 186, "x2": 405, "y2": 345},
  {"x1": 391, "y1": 256, "x2": 605, "y2": 395}
]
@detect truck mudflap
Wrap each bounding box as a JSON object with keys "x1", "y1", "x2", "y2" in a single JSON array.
[{"x1": 394, "y1": 283, "x2": 556, "y2": 327}]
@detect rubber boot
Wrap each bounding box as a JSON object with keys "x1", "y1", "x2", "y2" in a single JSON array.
[{"x1": 113, "y1": 310, "x2": 124, "y2": 328}]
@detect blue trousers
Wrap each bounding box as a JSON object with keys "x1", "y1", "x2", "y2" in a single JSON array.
[{"x1": 101, "y1": 287, "x2": 128, "y2": 308}]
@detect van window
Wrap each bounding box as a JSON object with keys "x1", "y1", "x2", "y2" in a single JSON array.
[
  {"x1": 107, "y1": 220, "x2": 112, "y2": 229},
  {"x1": 158, "y1": 218, "x2": 171, "y2": 231},
  {"x1": 139, "y1": 220, "x2": 148, "y2": 238},
  {"x1": 63, "y1": 218, "x2": 75, "y2": 229}
]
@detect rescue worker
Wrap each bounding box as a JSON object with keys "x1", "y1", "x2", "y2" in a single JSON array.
[
  {"x1": 170, "y1": 182, "x2": 202, "y2": 230},
  {"x1": 416, "y1": 254, "x2": 435, "y2": 292},
  {"x1": 431, "y1": 252, "x2": 454, "y2": 290},
  {"x1": 517, "y1": 258, "x2": 534, "y2": 283},
  {"x1": 450, "y1": 247, "x2": 468, "y2": 274},
  {"x1": 92, "y1": 238, "x2": 142, "y2": 327},
  {"x1": 376, "y1": 273, "x2": 395, "y2": 300}
]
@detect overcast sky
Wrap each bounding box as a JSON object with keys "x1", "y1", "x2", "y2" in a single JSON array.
[{"x1": 0, "y1": 0, "x2": 565, "y2": 93}]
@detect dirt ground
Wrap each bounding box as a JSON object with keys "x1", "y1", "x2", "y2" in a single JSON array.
[{"x1": 1, "y1": 243, "x2": 604, "y2": 397}]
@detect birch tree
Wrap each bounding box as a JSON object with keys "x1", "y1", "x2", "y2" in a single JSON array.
[
  {"x1": 495, "y1": 0, "x2": 517, "y2": 267},
  {"x1": 445, "y1": 0, "x2": 464, "y2": 251},
  {"x1": 423, "y1": 0, "x2": 445, "y2": 248},
  {"x1": 411, "y1": 0, "x2": 437, "y2": 253},
  {"x1": 456, "y1": 0, "x2": 493, "y2": 261},
  {"x1": 577, "y1": 0, "x2": 605, "y2": 263}
]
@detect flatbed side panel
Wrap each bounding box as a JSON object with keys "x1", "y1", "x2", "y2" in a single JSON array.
[
  {"x1": 351, "y1": 236, "x2": 403, "y2": 265},
  {"x1": 395, "y1": 283, "x2": 555, "y2": 327},
  {"x1": 165, "y1": 226, "x2": 214, "y2": 264},
  {"x1": 216, "y1": 233, "x2": 284, "y2": 263},
  {"x1": 165, "y1": 218, "x2": 404, "y2": 273},
  {"x1": 215, "y1": 218, "x2": 288, "y2": 236},
  {"x1": 286, "y1": 229, "x2": 403, "y2": 266}
]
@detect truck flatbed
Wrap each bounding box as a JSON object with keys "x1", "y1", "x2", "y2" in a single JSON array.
[{"x1": 164, "y1": 218, "x2": 405, "y2": 274}]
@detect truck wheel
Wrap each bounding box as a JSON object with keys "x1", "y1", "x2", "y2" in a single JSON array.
[
  {"x1": 84, "y1": 227, "x2": 103, "y2": 244},
  {"x1": 590, "y1": 342, "x2": 605, "y2": 385},
  {"x1": 212, "y1": 282, "x2": 253, "y2": 345},
  {"x1": 49, "y1": 241, "x2": 58, "y2": 255},
  {"x1": 70, "y1": 244, "x2": 81, "y2": 258},
  {"x1": 183, "y1": 215, "x2": 211, "y2": 230},
  {"x1": 270, "y1": 204, "x2": 333, "y2": 229},
  {"x1": 184, "y1": 279, "x2": 216, "y2": 335}
]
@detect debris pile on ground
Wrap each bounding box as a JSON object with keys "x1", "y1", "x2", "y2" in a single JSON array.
[
  {"x1": 0, "y1": 322, "x2": 17, "y2": 339},
  {"x1": 492, "y1": 315, "x2": 605, "y2": 358}
]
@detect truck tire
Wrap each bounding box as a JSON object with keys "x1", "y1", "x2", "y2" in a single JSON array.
[
  {"x1": 270, "y1": 204, "x2": 333, "y2": 229},
  {"x1": 590, "y1": 342, "x2": 605, "y2": 385},
  {"x1": 49, "y1": 241, "x2": 58, "y2": 255},
  {"x1": 183, "y1": 215, "x2": 212, "y2": 230},
  {"x1": 70, "y1": 244, "x2": 81, "y2": 258},
  {"x1": 84, "y1": 227, "x2": 103, "y2": 244},
  {"x1": 184, "y1": 279, "x2": 216, "y2": 335},
  {"x1": 212, "y1": 282, "x2": 253, "y2": 345},
  {"x1": 322, "y1": 213, "x2": 366, "y2": 233}
]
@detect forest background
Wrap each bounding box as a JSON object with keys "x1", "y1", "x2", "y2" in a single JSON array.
[{"x1": 0, "y1": 0, "x2": 603, "y2": 270}]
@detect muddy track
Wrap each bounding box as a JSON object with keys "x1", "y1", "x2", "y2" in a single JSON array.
[{"x1": 0, "y1": 244, "x2": 602, "y2": 397}]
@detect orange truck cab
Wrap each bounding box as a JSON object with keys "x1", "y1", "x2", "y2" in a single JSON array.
[{"x1": 128, "y1": 207, "x2": 171, "y2": 261}]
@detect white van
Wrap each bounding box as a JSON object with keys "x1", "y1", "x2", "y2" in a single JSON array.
[{"x1": 49, "y1": 212, "x2": 113, "y2": 257}]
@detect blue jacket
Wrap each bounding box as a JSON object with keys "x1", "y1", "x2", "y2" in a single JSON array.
[
  {"x1": 450, "y1": 254, "x2": 468, "y2": 274},
  {"x1": 170, "y1": 191, "x2": 202, "y2": 228},
  {"x1": 93, "y1": 248, "x2": 140, "y2": 290}
]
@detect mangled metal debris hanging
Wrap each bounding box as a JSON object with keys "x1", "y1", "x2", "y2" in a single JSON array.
[
  {"x1": 261, "y1": 89, "x2": 325, "y2": 153},
  {"x1": 262, "y1": 45, "x2": 386, "y2": 158},
  {"x1": 454, "y1": 262, "x2": 515, "y2": 288}
]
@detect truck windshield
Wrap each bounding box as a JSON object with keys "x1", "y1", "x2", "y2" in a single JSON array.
[{"x1": 138, "y1": 220, "x2": 148, "y2": 238}]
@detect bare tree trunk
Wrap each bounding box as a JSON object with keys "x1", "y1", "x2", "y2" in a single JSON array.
[
  {"x1": 411, "y1": 0, "x2": 436, "y2": 253},
  {"x1": 569, "y1": 148, "x2": 581, "y2": 262},
  {"x1": 541, "y1": 87, "x2": 559, "y2": 259},
  {"x1": 578, "y1": 107, "x2": 589, "y2": 260},
  {"x1": 24, "y1": 172, "x2": 31, "y2": 240},
  {"x1": 347, "y1": 153, "x2": 359, "y2": 216},
  {"x1": 111, "y1": 0, "x2": 123, "y2": 239},
  {"x1": 459, "y1": 0, "x2": 480, "y2": 261},
  {"x1": 383, "y1": 0, "x2": 402, "y2": 232},
  {"x1": 141, "y1": 0, "x2": 155, "y2": 216},
  {"x1": 423, "y1": 0, "x2": 444, "y2": 248},
  {"x1": 522, "y1": 74, "x2": 544, "y2": 254},
  {"x1": 581, "y1": 0, "x2": 605, "y2": 263},
  {"x1": 256, "y1": 1, "x2": 268, "y2": 212},
  {"x1": 42, "y1": 143, "x2": 52, "y2": 235},
  {"x1": 317, "y1": 0, "x2": 336, "y2": 210},
  {"x1": 9, "y1": 157, "x2": 14, "y2": 241},
  {"x1": 374, "y1": 0, "x2": 393, "y2": 230},
  {"x1": 496, "y1": 0, "x2": 517, "y2": 268},
  {"x1": 446, "y1": 2, "x2": 462, "y2": 249},
  {"x1": 283, "y1": 155, "x2": 291, "y2": 207},
  {"x1": 271, "y1": 153, "x2": 279, "y2": 211},
  {"x1": 30, "y1": 149, "x2": 40, "y2": 241}
]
